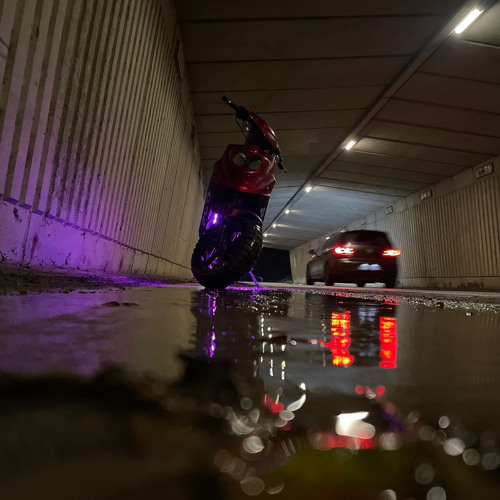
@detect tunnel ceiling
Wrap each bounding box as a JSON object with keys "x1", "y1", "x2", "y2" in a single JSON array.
[{"x1": 175, "y1": 0, "x2": 500, "y2": 250}]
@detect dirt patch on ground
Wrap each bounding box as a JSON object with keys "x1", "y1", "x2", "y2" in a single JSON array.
[{"x1": 0, "y1": 264, "x2": 194, "y2": 295}]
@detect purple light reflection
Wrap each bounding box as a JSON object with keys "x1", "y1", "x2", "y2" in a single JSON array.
[
  {"x1": 104, "y1": 275, "x2": 170, "y2": 287},
  {"x1": 0, "y1": 286, "x2": 196, "y2": 378},
  {"x1": 208, "y1": 295, "x2": 218, "y2": 317},
  {"x1": 210, "y1": 331, "x2": 216, "y2": 358}
]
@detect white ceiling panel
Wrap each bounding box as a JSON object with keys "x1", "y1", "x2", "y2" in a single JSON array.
[
  {"x1": 363, "y1": 120, "x2": 500, "y2": 156},
  {"x1": 377, "y1": 99, "x2": 500, "y2": 137},
  {"x1": 327, "y1": 160, "x2": 448, "y2": 184},
  {"x1": 396, "y1": 73, "x2": 500, "y2": 114},
  {"x1": 354, "y1": 137, "x2": 490, "y2": 167},
  {"x1": 187, "y1": 57, "x2": 410, "y2": 92},
  {"x1": 421, "y1": 40, "x2": 500, "y2": 85},
  {"x1": 181, "y1": 18, "x2": 443, "y2": 61},
  {"x1": 176, "y1": 0, "x2": 463, "y2": 20},
  {"x1": 335, "y1": 149, "x2": 465, "y2": 176},
  {"x1": 191, "y1": 88, "x2": 385, "y2": 114},
  {"x1": 195, "y1": 109, "x2": 363, "y2": 134}
]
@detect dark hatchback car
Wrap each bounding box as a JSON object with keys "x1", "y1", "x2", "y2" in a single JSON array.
[{"x1": 306, "y1": 230, "x2": 400, "y2": 288}]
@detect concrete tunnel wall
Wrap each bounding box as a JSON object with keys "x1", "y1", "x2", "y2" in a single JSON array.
[
  {"x1": 0, "y1": 0, "x2": 205, "y2": 279},
  {"x1": 290, "y1": 156, "x2": 500, "y2": 290}
]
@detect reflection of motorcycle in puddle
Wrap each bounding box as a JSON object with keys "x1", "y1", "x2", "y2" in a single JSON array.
[{"x1": 185, "y1": 289, "x2": 299, "y2": 491}]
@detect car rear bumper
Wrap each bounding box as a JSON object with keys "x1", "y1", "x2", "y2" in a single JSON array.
[{"x1": 332, "y1": 259, "x2": 397, "y2": 283}]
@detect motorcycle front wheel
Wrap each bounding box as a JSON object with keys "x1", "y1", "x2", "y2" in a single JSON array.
[{"x1": 191, "y1": 215, "x2": 263, "y2": 289}]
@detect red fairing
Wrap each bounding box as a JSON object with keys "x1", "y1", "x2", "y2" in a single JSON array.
[
  {"x1": 249, "y1": 112, "x2": 281, "y2": 152},
  {"x1": 210, "y1": 144, "x2": 276, "y2": 196}
]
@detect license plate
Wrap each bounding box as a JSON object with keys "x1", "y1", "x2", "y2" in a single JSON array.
[{"x1": 358, "y1": 263, "x2": 381, "y2": 271}]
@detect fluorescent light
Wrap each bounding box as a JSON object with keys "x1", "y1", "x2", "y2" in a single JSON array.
[
  {"x1": 285, "y1": 209, "x2": 290, "y2": 214},
  {"x1": 272, "y1": 223, "x2": 277, "y2": 228},
  {"x1": 454, "y1": 8, "x2": 483, "y2": 34},
  {"x1": 304, "y1": 186, "x2": 312, "y2": 193},
  {"x1": 264, "y1": 233, "x2": 268, "y2": 237},
  {"x1": 325, "y1": 236, "x2": 330, "y2": 240},
  {"x1": 345, "y1": 140, "x2": 356, "y2": 150}
]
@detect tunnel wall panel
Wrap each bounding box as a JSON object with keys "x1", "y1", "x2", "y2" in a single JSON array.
[
  {"x1": 0, "y1": 0, "x2": 204, "y2": 279},
  {"x1": 291, "y1": 157, "x2": 500, "y2": 289}
]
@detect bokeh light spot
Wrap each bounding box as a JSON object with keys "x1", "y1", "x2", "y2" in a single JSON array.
[
  {"x1": 438, "y1": 416, "x2": 450, "y2": 429},
  {"x1": 443, "y1": 438, "x2": 465, "y2": 456},
  {"x1": 419, "y1": 425, "x2": 434, "y2": 441},
  {"x1": 380, "y1": 432, "x2": 399, "y2": 450},
  {"x1": 241, "y1": 477, "x2": 265, "y2": 496},
  {"x1": 266, "y1": 480, "x2": 285, "y2": 495},
  {"x1": 415, "y1": 463, "x2": 434, "y2": 485},
  {"x1": 427, "y1": 486, "x2": 446, "y2": 500},
  {"x1": 240, "y1": 397, "x2": 253, "y2": 410},
  {"x1": 463, "y1": 449, "x2": 481, "y2": 466},
  {"x1": 243, "y1": 436, "x2": 265, "y2": 454},
  {"x1": 407, "y1": 411, "x2": 420, "y2": 424},
  {"x1": 379, "y1": 489, "x2": 397, "y2": 500},
  {"x1": 279, "y1": 410, "x2": 295, "y2": 421},
  {"x1": 482, "y1": 452, "x2": 500, "y2": 470}
]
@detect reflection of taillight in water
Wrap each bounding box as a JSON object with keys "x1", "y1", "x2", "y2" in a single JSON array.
[
  {"x1": 379, "y1": 316, "x2": 397, "y2": 368},
  {"x1": 263, "y1": 394, "x2": 285, "y2": 414},
  {"x1": 322, "y1": 311, "x2": 353, "y2": 367}
]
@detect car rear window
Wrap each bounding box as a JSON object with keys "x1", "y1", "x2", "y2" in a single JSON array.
[
  {"x1": 339, "y1": 231, "x2": 390, "y2": 246},
  {"x1": 317, "y1": 233, "x2": 340, "y2": 252}
]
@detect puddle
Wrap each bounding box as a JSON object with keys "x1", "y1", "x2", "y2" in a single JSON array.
[{"x1": 0, "y1": 286, "x2": 499, "y2": 499}]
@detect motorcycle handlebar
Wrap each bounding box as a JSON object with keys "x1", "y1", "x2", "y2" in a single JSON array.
[
  {"x1": 222, "y1": 95, "x2": 237, "y2": 110},
  {"x1": 223, "y1": 95, "x2": 249, "y2": 120},
  {"x1": 277, "y1": 154, "x2": 287, "y2": 172}
]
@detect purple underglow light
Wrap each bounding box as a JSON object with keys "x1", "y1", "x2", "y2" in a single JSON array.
[{"x1": 206, "y1": 211, "x2": 221, "y2": 231}]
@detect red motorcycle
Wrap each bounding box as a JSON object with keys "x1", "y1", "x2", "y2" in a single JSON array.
[{"x1": 191, "y1": 96, "x2": 285, "y2": 289}]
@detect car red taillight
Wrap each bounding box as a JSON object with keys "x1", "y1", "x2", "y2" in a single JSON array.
[
  {"x1": 334, "y1": 246, "x2": 354, "y2": 255},
  {"x1": 382, "y1": 249, "x2": 401, "y2": 257}
]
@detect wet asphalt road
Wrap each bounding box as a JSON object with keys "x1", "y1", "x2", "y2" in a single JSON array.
[{"x1": 0, "y1": 282, "x2": 500, "y2": 499}]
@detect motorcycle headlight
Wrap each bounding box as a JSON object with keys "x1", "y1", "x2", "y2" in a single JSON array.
[
  {"x1": 247, "y1": 159, "x2": 262, "y2": 171},
  {"x1": 233, "y1": 152, "x2": 247, "y2": 166}
]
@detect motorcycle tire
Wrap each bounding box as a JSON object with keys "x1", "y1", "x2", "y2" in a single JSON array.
[{"x1": 191, "y1": 215, "x2": 263, "y2": 289}]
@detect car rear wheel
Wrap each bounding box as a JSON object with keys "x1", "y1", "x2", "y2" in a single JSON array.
[
  {"x1": 356, "y1": 281, "x2": 366, "y2": 287},
  {"x1": 324, "y1": 264, "x2": 335, "y2": 286},
  {"x1": 385, "y1": 278, "x2": 396, "y2": 288}
]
